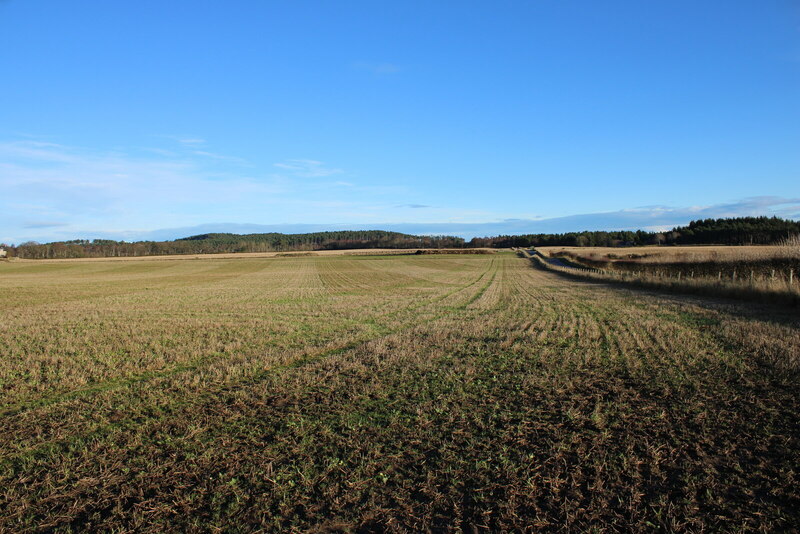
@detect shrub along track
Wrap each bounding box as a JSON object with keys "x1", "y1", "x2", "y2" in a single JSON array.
[{"x1": 0, "y1": 253, "x2": 798, "y2": 532}]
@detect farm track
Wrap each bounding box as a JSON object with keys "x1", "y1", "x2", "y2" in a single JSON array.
[{"x1": 0, "y1": 253, "x2": 798, "y2": 532}]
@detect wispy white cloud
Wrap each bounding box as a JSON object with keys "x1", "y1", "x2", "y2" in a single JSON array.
[
  {"x1": 0, "y1": 140, "x2": 79, "y2": 164},
  {"x1": 191, "y1": 150, "x2": 250, "y2": 165},
  {"x1": 150, "y1": 136, "x2": 249, "y2": 164},
  {"x1": 0, "y1": 138, "x2": 409, "y2": 244},
  {"x1": 0, "y1": 139, "x2": 286, "y2": 243},
  {"x1": 273, "y1": 159, "x2": 343, "y2": 178},
  {"x1": 2, "y1": 137, "x2": 797, "y2": 245},
  {"x1": 302, "y1": 198, "x2": 796, "y2": 239},
  {"x1": 23, "y1": 221, "x2": 69, "y2": 229},
  {"x1": 142, "y1": 147, "x2": 180, "y2": 157},
  {"x1": 157, "y1": 135, "x2": 206, "y2": 146}
]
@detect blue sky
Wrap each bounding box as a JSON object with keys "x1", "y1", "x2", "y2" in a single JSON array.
[{"x1": 1, "y1": 0, "x2": 799, "y2": 244}]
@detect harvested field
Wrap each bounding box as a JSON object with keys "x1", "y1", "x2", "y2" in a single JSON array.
[
  {"x1": 413, "y1": 249, "x2": 495, "y2": 255},
  {"x1": 1, "y1": 252, "x2": 799, "y2": 531},
  {"x1": 2, "y1": 248, "x2": 424, "y2": 263}
]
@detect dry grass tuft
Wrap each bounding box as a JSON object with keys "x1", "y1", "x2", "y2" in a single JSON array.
[{"x1": 779, "y1": 234, "x2": 800, "y2": 260}]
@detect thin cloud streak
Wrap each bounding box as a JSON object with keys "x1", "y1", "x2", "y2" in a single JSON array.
[
  {"x1": 23, "y1": 221, "x2": 68, "y2": 229},
  {"x1": 0, "y1": 138, "x2": 395, "y2": 244},
  {"x1": 273, "y1": 159, "x2": 343, "y2": 177},
  {"x1": 156, "y1": 135, "x2": 206, "y2": 146},
  {"x1": 0, "y1": 139, "x2": 287, "y2": 243},
  {"x1": 191, "y1": 150, "x2": 250, "y2": 165},
  {"x1": 397, "y1": 197, "x2": 800, "y2": 238}
]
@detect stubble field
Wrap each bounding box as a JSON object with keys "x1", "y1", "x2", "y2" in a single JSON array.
[{"x1": 1, "y1": 252, "x2": 798, "y2": 532}]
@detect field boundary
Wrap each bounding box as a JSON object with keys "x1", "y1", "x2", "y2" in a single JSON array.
[
  {"x1": 1, "y1": 248, "x2": 499, "y2": 264},
  {"x1": 521, "y1": 249, "x2": 800, "y2": 307}
]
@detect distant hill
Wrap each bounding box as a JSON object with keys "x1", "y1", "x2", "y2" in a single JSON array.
[
  {"x1": 8, "y1": 230, "x2": 466, "y2": 259},
  {"x1": 6, "y1": 217, "x2": 799, "y2": 259}
]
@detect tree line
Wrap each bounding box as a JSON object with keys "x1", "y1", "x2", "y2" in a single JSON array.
[
  {"x1": 3, "y1": 216, "x2": 798, "y2": 259},
  {"x1": 4, "y1": 231, "x2": 466, "y2": 259},
  {"x1": 466, "y1": 216, "x2": 800, "y2": 248}
]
